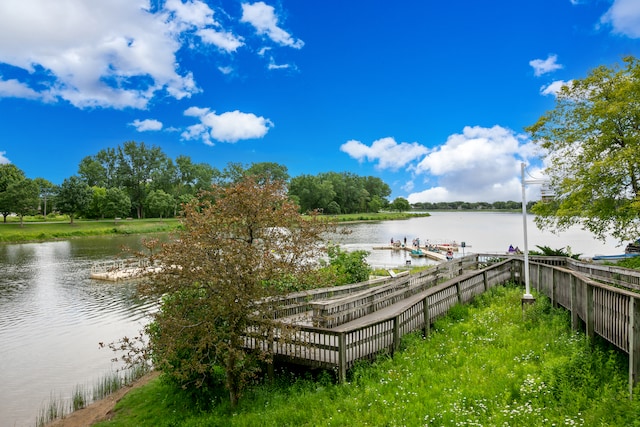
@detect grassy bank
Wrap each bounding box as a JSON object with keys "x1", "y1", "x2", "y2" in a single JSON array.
[
  {"x1": 0, "y1": 218, "x2": 182, "y2": 243},
  {"x1": 94, "y1": 285, "x2": 639, "y2": 426},
  {"x1": 0, "y1": 212, "x2": 427, "y2": 243}
]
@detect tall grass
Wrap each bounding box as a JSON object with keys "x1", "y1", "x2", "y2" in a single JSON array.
[
  {"x1": 35, "y1": 364, "x2": 151, "y2": 426},
  {"x1": 95, "y1": 285, "x2": 640, "y2": 426}
]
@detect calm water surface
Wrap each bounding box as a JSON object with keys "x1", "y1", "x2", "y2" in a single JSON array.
[
  {"x1": 0, "y1": 235, "x2": 156, "y2": 427},
  {"x1": 0, "y1": 213, "x2": 624, "y2": 426}
]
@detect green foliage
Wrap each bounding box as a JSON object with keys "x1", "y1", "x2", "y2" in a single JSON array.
[
  {"x1": 96, "y1": 286, "x2": 640, "y2": 427},
  {"x1": 527, "y1": 56, "x2": 640, "y2": 243},
  {"x1": 146, "y1": 189, "x2": 174, "y2": 218},
  {"x1": 5, "y1": 178, "x2": 39, "y2": 226},
  {"x1": 389, "y1": 196, "x2": 411, "y2": 212},
  {"x1": 528, "y1": 245, "x2": 582, "y2": 259},
  {"x1": 615, "y1": 255, "x2": 640, "y2": 269},
  {"x1": 323, "y1": 244, "x2": 371, "y2": 285},
  {"x1": 129, "y1": 177, "x2": 335, "y2": 407},
  {"x1": 0, "y1": 163, "x2": 26, "y2": 222},
  {"x1": 289, "y1": 172, "x2": 391, "y2": 214},
  {"x1": 57, "y1": 175, "x2": 93, "y2": 224}
]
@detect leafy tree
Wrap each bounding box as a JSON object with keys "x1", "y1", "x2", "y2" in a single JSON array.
[
  {"x1": 57, "y1": 176, "x2": 92, "y2": 224},
  {"x1": 33, "y1": 177, "x2": 57, "y2": 218},
  {"x1": 85, "y1": 186, "x2": 107, "y2": 219},
  {"x1": 368, "y1": 195, "x2": 385, "y2": 213},
  {"x1": 78, "y1": 147, "x2": 119, "y2": 188},
  {"x1": 288, "y1": 174, "x2": 336, "y2": 213},
  {"x1": 321, "y1": 244, "x2": 371, "y2": 286},
  {"x1": 138, "y1": 177, "x2": 333, "y2": 406},
  {"x1": 246, "y1": 162, "x2": 290, "y2": 184},
  {"x1": 526, "y1": 56, "x2": 640, "y2": 243},
  {"x1": 116, "y1": 141, "x2": 169, "y2": 219},
  {"x1": 0, "y1": 164, "x2": 26, "y2": 222},
  {"x1": 104, "y1": 187, "x2": 131, "y2": 220},
  {"x1": 5, "y1": 178, "x2": 39, "y2": 226},
  {"x1": 389, "y1": 197, "x2": 411, "y2": 212},
  {"x1": 145, "y1": 189, "x2": 174, "y2": 219}
]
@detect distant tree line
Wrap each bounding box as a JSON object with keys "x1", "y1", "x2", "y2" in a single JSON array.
[
  {"x1": 0, "y1": 140, "x2": 546, "y2": 225},
  {"x1": 0, "y1": 141, "x2": 405, "y2": 224},
  {"x1": 288, "y1": 172, "x2": 392, "y2": 214},
  {"x1": 411, "y1": 200, "x2": 537, "y2": 211}
]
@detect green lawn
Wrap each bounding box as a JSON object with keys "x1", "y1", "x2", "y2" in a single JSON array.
[
  {"x1": 0, "y1": 218, "x2": 181, "y2": 242},
  {"x1": 94, "y1": 285, "x2": 640, "y2": 427},
  {"x1": 0, "y1": 212, "x2": 427, "y2": 243}
]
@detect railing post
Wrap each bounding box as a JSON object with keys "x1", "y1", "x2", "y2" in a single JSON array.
[
  {"x1": 392, "y1": 316, "x2": 400, "y2": 355},
  {"x1": 423, "y1": 296, "x2": 431, "y2": 336},
  {"x1": 629, "y1": 296, "x2": 640, "y2": 396},
  {"x1": 482, "y1": 271, "x2": 488, "y2": 292},
  {"x1": 338, "y1": 332, "x2": 347, "y2": 384},
  {"x1": 585, "y1": 283, "x2": 595, "y2": 339},
  {"x1": 570, "y1": 274, "x2": 579, "y2": 331},
  {"x1": 455, "y1": 282, "x2": 462, "y2": 304}
]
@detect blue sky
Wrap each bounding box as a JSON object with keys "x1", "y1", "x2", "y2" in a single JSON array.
[{"x1": 1, "y1": 0, "x2": 640, "y2": 203}]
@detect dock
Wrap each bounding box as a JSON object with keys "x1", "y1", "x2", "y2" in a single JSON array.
[
  {"x1": 372, "y1": 245, "x2": 448, "y2": 261},
  {"x1": 90, "y1": 259, "x2": 160, "y2": 281}
]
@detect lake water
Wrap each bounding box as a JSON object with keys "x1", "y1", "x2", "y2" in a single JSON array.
[{"x1": 0, "y1": 213, "x2": 625, "y2": 426}]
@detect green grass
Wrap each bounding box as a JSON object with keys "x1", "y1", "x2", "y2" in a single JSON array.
[
  {"x1": 0, "y1": 218, "x2": 181, "y2": 242},
  {"x1": 0, "y1": 212, "x2": 424, "y2": 243},
  {"x1": 94, "y1": 285, "x2": 640, "y2": 427},
  {"x1": 328, "y1": 212, "x2": 430, "y2": 222}
]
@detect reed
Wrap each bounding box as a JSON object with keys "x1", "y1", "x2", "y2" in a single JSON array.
[{"x1": 35, "y1": 364, "x2": 151, "y2": 426}]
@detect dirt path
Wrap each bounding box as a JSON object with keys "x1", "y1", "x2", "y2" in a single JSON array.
[{"x1": 46, "y1": 371, "x2": 160, "y2": 427}]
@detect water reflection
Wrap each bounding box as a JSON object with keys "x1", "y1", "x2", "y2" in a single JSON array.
[{"x1": 0, "y1": 236, "x2": 155, "y2": 427}]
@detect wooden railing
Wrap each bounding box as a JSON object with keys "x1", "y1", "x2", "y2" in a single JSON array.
[
  {"x1": 247, "y1": 254, "x2": 640, "y2": 393},
  {"x1": 508, "y1": 256, "x2": 640, "y2": 395},
  {"x1": 248, "y1": 257, "x2": 514, "y2": 382}
]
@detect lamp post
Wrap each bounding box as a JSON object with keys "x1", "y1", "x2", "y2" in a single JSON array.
[{"x1": 520, "y1": 162, "x2": 540, "y2": 305}]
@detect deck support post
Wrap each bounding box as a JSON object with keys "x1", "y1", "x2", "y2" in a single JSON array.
[
  {"x1": 338, "y1": 333, "x2": 347, "y2": 384},
  {"x1": 629, "y1": 296, "x2": 640, "y2": 396}
]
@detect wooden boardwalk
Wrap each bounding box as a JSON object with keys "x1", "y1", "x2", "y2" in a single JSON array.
[{"x1": 254, "y1": 254, "x2": 640, "y2": 394}]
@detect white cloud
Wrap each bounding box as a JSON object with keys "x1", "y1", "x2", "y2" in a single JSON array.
[
  {"x1": 0, "y1": 0, "x2": 204, "y2": 109},
  {"x1": 0, "y1": 0, "x2": 297, "y2": 109},
  {"x1": 218, "y1": 66, "x2": 234, "y2": 75},
  {"x1": 0, "y1": 77, "x2": 46, "y2": 100},
  {"x1": 340, "y1": 137, "x2": 429, "y2": 170},
  {"x1": 182, "y1": 107, "x2": 273, "y2": 144},
  {"x1": 197, "y1": 28, "x2": 244, "y2": 53},
  {"x1": 241, "y1": 2, "x2": 304, "y2": 49},
  {"x1": 164, "y1": 0, "x2": 215, "y2": 29},
  {"x1": 601, "y1": 0, "x2": 640, "y2": 38},
  {"x1": 529, "y1": 54, "x2": 563, "y2": 76},
  {"x1": 0, "y1": 151, "x2": 10, "y2": 164},
  {"x1": 407, "y1": 126, "x2": 536, "y2": 203},
  {"x1": 540, "y1": 80, "x2": 571, "y2": 97},
  {"x1": 130, "y1": 118, "x2": 163, "y2": 132}
]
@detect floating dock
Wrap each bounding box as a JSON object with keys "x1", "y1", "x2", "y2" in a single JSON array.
[
  {"x1": 90, "y1": 259, "x2": 160, "y2": 281},
  {"x1": 372, "y1": 245, "x2": 448, "y2": 261}
]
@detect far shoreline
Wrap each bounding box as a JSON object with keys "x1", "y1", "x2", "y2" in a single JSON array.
[{"x1": 0, "y1": 212, "x2": 431, "y2": 244}]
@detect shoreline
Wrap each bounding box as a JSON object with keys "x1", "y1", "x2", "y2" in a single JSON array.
[{"x1": 45, "y1": 371, "x2": 160, "y2": 427}]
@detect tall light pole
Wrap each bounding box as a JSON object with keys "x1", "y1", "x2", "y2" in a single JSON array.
[{"x1": 520, "y1": 162, "x2": 548, "y2": 304}]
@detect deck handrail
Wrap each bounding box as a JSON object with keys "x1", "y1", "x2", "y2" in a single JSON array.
[{"x1": 248, "y1": 254, "x2": 640, "y2": 395}]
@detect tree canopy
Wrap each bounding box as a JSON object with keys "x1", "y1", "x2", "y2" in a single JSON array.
[
  {"x1": 138, "y1": 176, "x2": 334, "y2": 406},
  {"x1": 289, "y1": 172, "x2": 391, "y2": 214},
  {"x1": 526, "y1": 56, "x2": 640, "y2": 243}
]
